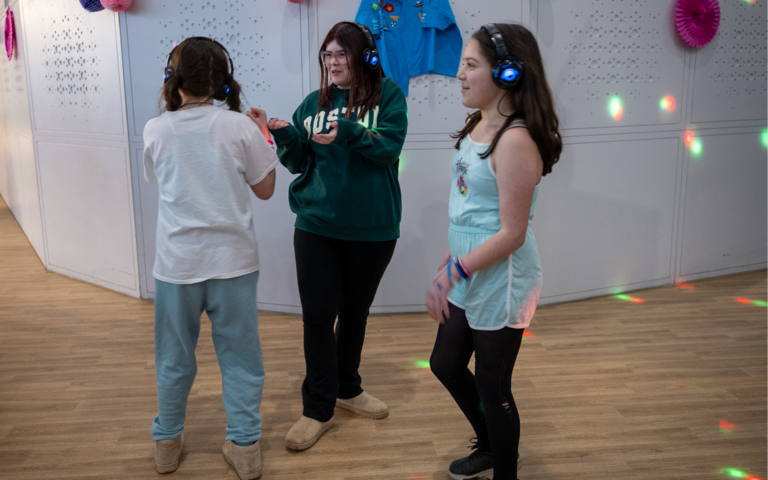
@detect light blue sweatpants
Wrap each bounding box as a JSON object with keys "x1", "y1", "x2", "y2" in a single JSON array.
[{"x1": 152, "y1": 270, "x2": 264, "y2": 445}]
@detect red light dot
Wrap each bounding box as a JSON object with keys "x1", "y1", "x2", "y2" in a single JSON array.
[
  {"x1": 631, "y1": 298, "x2": 644, "y2": 303},
  {"x1": 685, "y1": 131, "x2": 695, "y2": 146},
  {"x1": 676, "y1": 282, "x2": 696, "y2": 290},
  {"x1": 736, "y1": 298, "x2": 752, "y2": 304},
  {"x1": 720, "y1": 420, "x2": 734, "y2": 429},
  {"x1": 523, "y1": 332, "x2": 534, "y2": 338}
]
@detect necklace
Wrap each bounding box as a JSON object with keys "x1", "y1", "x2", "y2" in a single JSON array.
[{"x1": 179, "y1": 101, "x2": 213, "y2": 109}]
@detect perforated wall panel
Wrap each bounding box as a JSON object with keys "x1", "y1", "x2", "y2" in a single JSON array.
[
  {"x1": 535, "y1": 0, "x2": 685, "y2": 130},
  {"x1": 691, "y1": 0, "x2": 767, "y2": 124},
  {"x1": 123, "y1": 0, "x2": 305, "y2": 139},
  {"x1": 22, "y1": 0, "x2": 126, "y2": 136}
]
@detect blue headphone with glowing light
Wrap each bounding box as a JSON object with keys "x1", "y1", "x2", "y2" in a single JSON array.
[
  {"x1": 342, "y1": 22, "x2": 381, "y2": 70},
  {"x1": 164, "y1": 37, "x2": 235, "y2": 101},
  {"x1": 482, "y1": 24, "x2": 524, "y2": 90}
]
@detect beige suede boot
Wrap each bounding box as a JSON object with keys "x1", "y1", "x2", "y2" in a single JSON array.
[
  {"x1": 284, "y1": 415, "x2": 335, "y2": 451},
  {"x1": 222, "y1": 440, "x2": 262, "y2": 480},
  {"x1": 154, "y1": 432, "x2": 184, "y2": 474},
  {"x1": 336, "y1": 391, "x2": 389, "y2": 419}
]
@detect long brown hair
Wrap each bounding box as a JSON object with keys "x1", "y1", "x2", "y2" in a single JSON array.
[
  {"x1": 318, "y1": 22, "x2": 384, "y2": 121},
  {"x1": 452, "y1": 24, "x2": 562, "y2": 176},
  {"x1": 160, "y1": 37, "x2": 242, "y2": 113}
]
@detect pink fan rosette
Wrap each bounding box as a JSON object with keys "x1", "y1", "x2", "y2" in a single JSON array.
[
  {"x1": 675, "y1": 0, "x2": 721, "y2": 48},
  {"x1": 100, "y1": 0, "x2": 132, "y2": 12},
  {"x1": 5, "y1": 9, "x2": 15, "y2": 61}
]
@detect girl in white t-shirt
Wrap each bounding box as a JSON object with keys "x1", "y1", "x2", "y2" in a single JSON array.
[{"x1": 142, "y1": 37, "x2": 278, "y2": 480}]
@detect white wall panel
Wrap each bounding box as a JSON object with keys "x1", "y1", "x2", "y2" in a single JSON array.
[
  {"x1": 535, "y1": 136, "x2": 679, "y2": 302},
  {"x1": 369, "y1": 147, "x2": 453, "y2": 312},
  {"x1": 122, "y1": 0, "x2": 306, "y2": 140},
  {"x1": 691, "y1": 0, "x2": 767, "y2": 124},
  {"x1": 680, "y1": 132, "x2": 767, "y2": 277},
  {"x1": 23, "y1": 0, "x2": 127, "y2": 138},
  {"x1": 535, "y1": 0, "x2": 686, "y2": 131},
  {"x1": 37, "y1": 140, "x2": 138, "y2": 295},
  {"x1": 17, "y1": 134, "x2": 44, "y2": 261}
]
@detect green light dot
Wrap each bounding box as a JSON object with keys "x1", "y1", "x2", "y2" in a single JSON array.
[
  {"x1": 752, "y1": 300, "x2": 767, "y2": 307},
  {"x1": 761, "y1": 128, "x2": 767, "y2": 148},
  {"x1": 615, "y1": 294, "x2": 631, "y2": 301},
  {"x1": 691, "y1": 139, "x2": 703, "y2": 157},
  {"x1": 727, "y1": 468, "x2": 746, "y2": 478},
  {"x1": 414, "y1": 360, "x2": 430, "y2": 369}
]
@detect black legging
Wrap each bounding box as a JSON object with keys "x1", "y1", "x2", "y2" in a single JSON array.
[
  {"x1": 294, "y1": 228, "x2": 397, "y2": 422},
  {"x1": 430, "y1": 302, "x2": 524, "y2": 480}
]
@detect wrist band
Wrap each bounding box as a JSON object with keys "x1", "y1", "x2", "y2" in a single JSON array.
[
  {"x1": 266, "y1": 139, "x2": 274, "y2": 144},
  {"x1": 452, "y1": 257, "x2": 470, "y2": 280},
  {"x1": 458, "y1": 257, "x2": 472, "y2": 279},
  {"x1": 446, "y1": 258, "x2": 458, "y2": 283}
]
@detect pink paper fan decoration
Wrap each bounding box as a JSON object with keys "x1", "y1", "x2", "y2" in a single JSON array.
[
  {"x1": 675, "y1": 0, "x2": 721, "y2": 48},
  {"x1": 100, "y1": 0, "x2": 132, "y2": 12},
  {"x1": 5, "y1": 9, "x2": 15, "y2": 61}
]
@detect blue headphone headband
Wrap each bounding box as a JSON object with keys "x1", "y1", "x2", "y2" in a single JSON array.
[{"x1": 482, "y1": 23, "x2": 524, "y2": 90}]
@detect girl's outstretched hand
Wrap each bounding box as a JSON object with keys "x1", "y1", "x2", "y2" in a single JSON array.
[
  {"x1": 312, "y1": 121, "x2": 338, "y2": 144},
  {"x1": 268, "y1": 117, "x2": 290, "y2": 130},
  {"x1": 425, "y1": 267, "x2": 453, "y2": 324}
]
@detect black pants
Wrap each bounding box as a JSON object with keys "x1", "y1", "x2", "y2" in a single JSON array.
[
  {"x1": 430, "y1": 302, "x2": 524, "y2": 480},
  {"x1": 294, "y1": 228, "x2": 397, "y2": 422}
]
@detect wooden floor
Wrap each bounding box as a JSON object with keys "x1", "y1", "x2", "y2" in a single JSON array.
[{"x1": 0, "y1": 196, "x2": 765, "y2": 480}]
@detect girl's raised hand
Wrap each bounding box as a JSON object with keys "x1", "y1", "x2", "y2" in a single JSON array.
[
  {"x1": 246, "y1": 107, "x2": 268, "y2": 129},
  {"x1": 267, "y1": 117, "x2": 290, "y2": 130},
  {"x1": 312, "y1": 121, "x2": 338, "y2": 145}
]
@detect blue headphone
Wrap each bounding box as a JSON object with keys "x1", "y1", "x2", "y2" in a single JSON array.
[
  {"x1": 482, "y1": 24, "x2": 524, "y2": 89},
  {"x1": 164, "y1": 37, "x2": 235, "y2": 100},
  {"x1": 343, "y1": 22, "x2": 381, "y2": 70}
]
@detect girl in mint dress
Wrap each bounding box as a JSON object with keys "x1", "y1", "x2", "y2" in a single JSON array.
[{"x1": 425, "y1": 23, "x2": 562, "y2": 480}]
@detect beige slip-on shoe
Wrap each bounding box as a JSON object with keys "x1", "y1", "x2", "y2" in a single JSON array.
[
  {"x1": 284, "y1": 415, "x2": 335, "y2": 451},
  {"x1": 154, "y1": 432, "x2": 184, "y2": 474},
  {"x1": 222, "y1": 440, "x2": 262, "y2": 480},
  {"x1": 335, "y1": 391, "x2": 389, "y2": 419}
]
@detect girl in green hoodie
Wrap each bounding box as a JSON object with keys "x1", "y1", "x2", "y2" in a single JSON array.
[{"x1": 248, "y1": 21, "x2": 407, "y2": 451}]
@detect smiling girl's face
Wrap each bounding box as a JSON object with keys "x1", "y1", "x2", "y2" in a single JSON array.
[
  {"x1": 324, "y1": 39, "x2": 351, "y2": 89},
  {"x1": 457, "y1": 38, "x2": 503, "y2": 110}
]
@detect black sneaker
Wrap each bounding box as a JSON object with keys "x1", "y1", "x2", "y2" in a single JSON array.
[{"x1": 448, "y1": 438, "x2": 494, "y2": 480}]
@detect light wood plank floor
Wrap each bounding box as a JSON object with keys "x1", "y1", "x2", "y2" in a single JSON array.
[{"x1": 0, "y1": 196, "x2": 765, "y2": 480}]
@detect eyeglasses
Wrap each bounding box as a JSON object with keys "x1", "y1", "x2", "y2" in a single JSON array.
[{"x1": 321, "y1": 50, "x2": 347, "y2": 64}]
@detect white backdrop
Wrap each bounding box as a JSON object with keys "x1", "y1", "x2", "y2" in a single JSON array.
[{"x1": 0, "y1": 0, "x2": 765, "y2": 310}]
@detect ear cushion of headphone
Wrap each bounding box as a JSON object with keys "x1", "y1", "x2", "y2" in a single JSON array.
[
  {"x1": 363, "y1": 48, "x2": 380, "y2": 69},
  {"x1": 493, "y1": 60, "x2": 523, "y2": 89}
]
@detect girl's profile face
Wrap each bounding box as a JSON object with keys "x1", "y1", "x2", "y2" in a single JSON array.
[
  {"x1": 457, "y1": 38, "x2": 501, "y2": 110},
  {"x1": 324, "y1": 39, "x2": 351, "y2": 89}
]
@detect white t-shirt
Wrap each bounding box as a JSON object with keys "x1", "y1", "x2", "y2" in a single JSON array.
[{"x1": 143, "y1": 106, "x2": 279, "y2": 284}]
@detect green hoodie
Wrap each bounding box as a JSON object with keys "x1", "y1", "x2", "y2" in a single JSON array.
[{"x1": 271, "y1": 77, "x2": 408, "y2": 242}]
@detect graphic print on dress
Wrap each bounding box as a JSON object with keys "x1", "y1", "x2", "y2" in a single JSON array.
[{"x1": 455, "y1": 157, "x2": 469, "y2": 196}]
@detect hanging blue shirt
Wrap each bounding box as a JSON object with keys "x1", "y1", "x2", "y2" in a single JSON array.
[{"x1": 356, "y1": 0, "x2": 463, "y2": 96}]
